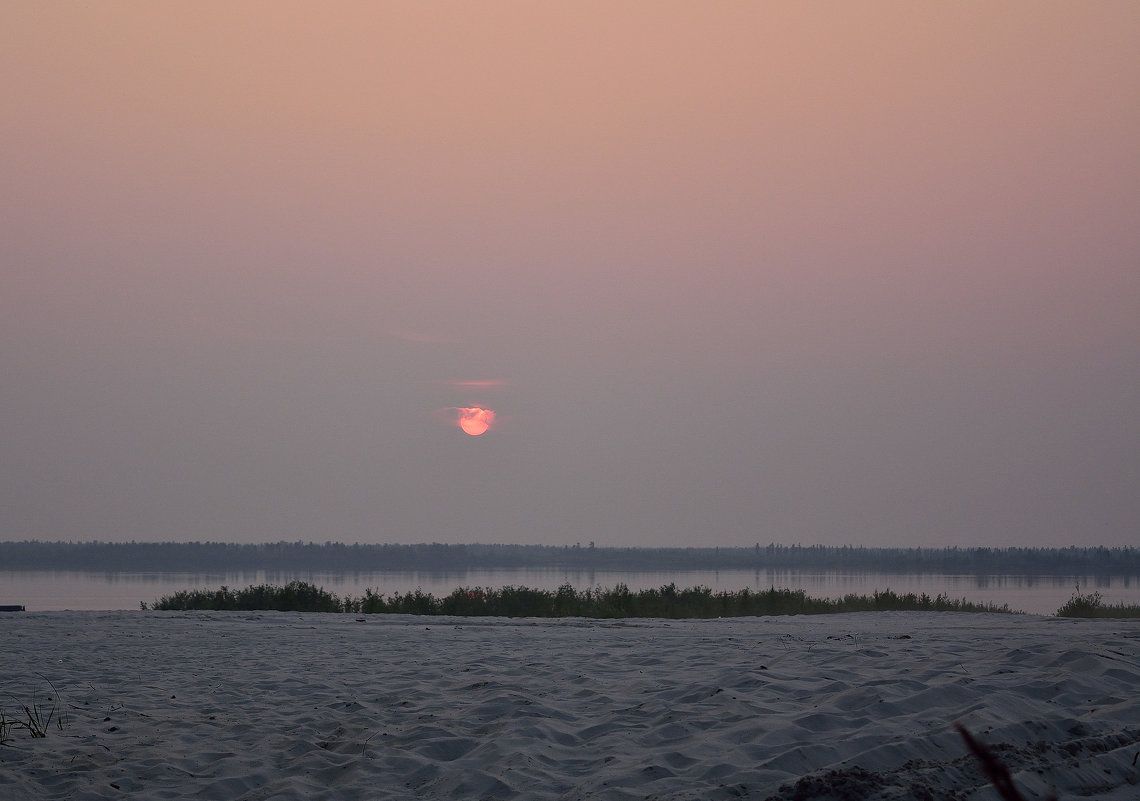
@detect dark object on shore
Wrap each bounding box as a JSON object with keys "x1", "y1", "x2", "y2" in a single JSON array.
[{"x1": 0, "y1": 605, "x2": 26, "y2": 612}]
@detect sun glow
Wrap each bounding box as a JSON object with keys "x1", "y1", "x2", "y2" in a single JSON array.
[{"x1": 457, "y1": 407, "x2": 495, "y2": 436}]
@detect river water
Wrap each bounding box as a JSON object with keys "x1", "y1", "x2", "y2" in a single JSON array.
[{"x1": 2, "y1": 568, "x2": 1137, "y2": 615}]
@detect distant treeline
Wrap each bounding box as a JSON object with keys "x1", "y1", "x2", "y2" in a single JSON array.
[{"x1": 1, "y1": 541, "x2": 1137, "y2": 576}]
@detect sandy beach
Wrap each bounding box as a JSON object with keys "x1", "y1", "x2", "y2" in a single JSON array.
[{"x1": 1, "y1": 611, "x2": 1137, "y2": 800}]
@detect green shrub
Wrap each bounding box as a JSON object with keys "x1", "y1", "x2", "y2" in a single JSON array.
[
  {"x1": 1055, "y1": 590, "x2": 1140, "y2": 618},
  {"x1": 150, "y1": 581, "x2": 345, "y2": 612}
]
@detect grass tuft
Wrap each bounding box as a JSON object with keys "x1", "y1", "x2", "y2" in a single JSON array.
[{"x1": 1, "y1": 678, "x2": 68, "y2": 745}]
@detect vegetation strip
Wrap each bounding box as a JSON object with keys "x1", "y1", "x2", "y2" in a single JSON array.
[{"x1": 147, "y1": 581, "x2": 1026, "y2": 617}]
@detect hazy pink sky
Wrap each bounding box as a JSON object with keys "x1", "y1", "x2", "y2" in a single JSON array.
[{"x1": 2, "y1": 2, "x2": 1137, "y2": 547}]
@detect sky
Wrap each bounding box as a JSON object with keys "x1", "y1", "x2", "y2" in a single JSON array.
[{"x1": 2, "y1": 2, "x2": 1137, "y2": 549}]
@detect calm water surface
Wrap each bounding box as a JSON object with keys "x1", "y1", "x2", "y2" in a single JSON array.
[{"x1": 2, "y1": 569, "x2": 1137, "y2": 615}]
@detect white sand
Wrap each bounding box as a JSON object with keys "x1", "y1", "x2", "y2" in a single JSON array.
[{"x1": 0, "y1": 611, "x2": 1137, "y2": 800}]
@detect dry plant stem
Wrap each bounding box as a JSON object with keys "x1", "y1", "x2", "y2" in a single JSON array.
[{"x1": 955, "y1": 722, "x2": 1056, "y2": 801}]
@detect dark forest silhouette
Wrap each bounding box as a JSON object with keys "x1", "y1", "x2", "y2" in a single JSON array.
[{"x1": 1, "y1": 541, "x2": 1136, "y2": 577}]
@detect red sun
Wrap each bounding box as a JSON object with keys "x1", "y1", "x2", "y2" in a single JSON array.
[{"x1": 457, "y1": 407, "x2": 495, "y2": 436}]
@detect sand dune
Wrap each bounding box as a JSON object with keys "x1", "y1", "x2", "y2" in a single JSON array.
[{"x1": 1, "y1": 611, "x2": 1137, "y2": 799}]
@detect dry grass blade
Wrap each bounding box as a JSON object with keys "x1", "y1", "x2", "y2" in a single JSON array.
[
  {"x1": 955, "y1": 722, "x2": 1056, "y2": 801},
  {"x1": 0, "y1": 709, "x2": 14, "y2": 747}
]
